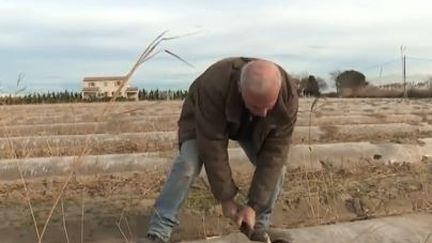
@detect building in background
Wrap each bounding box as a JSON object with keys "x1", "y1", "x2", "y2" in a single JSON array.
[
  {"x1": 80, "y1": 32, "x2": 193, "y2": 101},
  {"x1": 81, "y1": 76, "x2": 138, "y2": 100}
]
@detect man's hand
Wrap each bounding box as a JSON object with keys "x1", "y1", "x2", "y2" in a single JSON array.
[
  {"x1": 222, "y1": 200, "x2": 256, "y2": 230},
  {"x1": 221, "y1": 199, "x2": 239, "y2": 219},
  {"x1": 236, "y1": 206, "x2": 256, "y2": 229}
]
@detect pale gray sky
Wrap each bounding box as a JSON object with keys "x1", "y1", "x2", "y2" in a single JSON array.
[{"x1": 1, "y1": 0, "x2": 432, "y2": 92}]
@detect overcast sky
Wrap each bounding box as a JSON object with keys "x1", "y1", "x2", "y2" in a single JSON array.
[{"x1": 1, "y1": 0, "x2": 432, "y2": 92}]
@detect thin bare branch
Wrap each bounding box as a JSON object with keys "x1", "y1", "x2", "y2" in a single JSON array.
[
  {"x1": 15, "y1": 73, "x2": 26, "y2": 96},
  {"x1": 310, "y1": 96, "x2": 320, "y2": 112},
  {"x1": 136, "y1": 30, "x2": 199, "y2": 67},
  {"x1": 61, "y1": 199, "x2": 71, "y2": 243},
  {"x1": 16, "y1": 87, "x2": 27, "y2": 95},
  {"x1": 81, "y1": 188, "x2": 85, "y2": 243},
  {"x1": 17, "y1": 161, "x2": 41, "y2": 241},
  {"x1": 117, "y1": 211, "x2": 130, "y2": 243},
  {"x1": 138, "y1": 30, "x2": 169, "y2": 63},
  {"x1": 423, "y1": 231, "x2": 432, "y2": 243},
  {"x1": 164, "y1": 49, "x2": 195, "y2": 68},
  {"x1": 161, "y1": 29, "x2": 201, "y2": 41},
  {"x1": 139, "y1": 50, "x2": 163, "y2": 65},
  {"x1": 14, "y1": 29, "x2": 197, "y2": 243},
  {"x1": 16, "y1": 73, "x2": 24, "y2": 90},
  {"x1": 116, "y1": 222, "x2": 130, "y2": 243},
  {"x1": 136, "y1": 39, "x2": 163, "y2": 66},
  {"x1": 104, "y1": 30, "x2": 195, "y2": 114},
  {"x1": 123, "y1": 213, "x2": 133, "y2": 241},
  {"x1": 103, "y1": 31, "x2": 170, "y2": 108},
  {"x1": 38, "y1": 170, "x2": 76, "y2": 243}
]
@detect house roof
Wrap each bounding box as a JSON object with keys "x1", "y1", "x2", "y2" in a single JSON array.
[{"x1": 82, "y1": 76, "x2": 127, "y2": 82}]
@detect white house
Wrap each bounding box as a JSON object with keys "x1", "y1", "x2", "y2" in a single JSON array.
[
  {"x1": 81, "y1": 76, "x2": 138, "y2": 100},
  {"x1": 80, "y1": 32, "x2": 193, "y2": 101}
]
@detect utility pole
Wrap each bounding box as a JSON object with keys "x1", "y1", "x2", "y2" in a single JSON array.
[
  {"x1": 400, "y1": 45, "x2": 407, "y2": 98},
  {"x1": 403, "y1": 55, "x2": 407, "y2": 98}
]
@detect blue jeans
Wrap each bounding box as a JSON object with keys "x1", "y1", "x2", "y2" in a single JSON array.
[{"x1": 147, "y1": 139, "x2": 286, "y2": 242}]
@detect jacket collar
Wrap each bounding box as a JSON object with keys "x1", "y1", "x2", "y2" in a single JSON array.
[{"x1": 225, "y1": 58, "x2": 244, "y2": 124}]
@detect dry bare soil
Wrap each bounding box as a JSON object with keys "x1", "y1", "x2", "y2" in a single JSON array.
[{"x1": 0, "y1": 98, "x2": 432, "y2": 243}]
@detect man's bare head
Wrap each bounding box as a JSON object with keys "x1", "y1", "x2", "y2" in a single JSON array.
[{"x1": 239, "y1": 60, "x2": 282, "y2": 117}]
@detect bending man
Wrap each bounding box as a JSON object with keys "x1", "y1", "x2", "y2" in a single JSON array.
[{"x1": 140, "y1": 57, "x2": 298, "y2": 243}]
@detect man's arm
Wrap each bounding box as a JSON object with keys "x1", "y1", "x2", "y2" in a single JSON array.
[
  {"x1": 247, "y1": 116, "x2": 297, "y2": 209},
  {"x1": 194, "y1": 62, "x2": 239, "y2": 202},
  {"x1": 247, "y1": 68, "x2": 299, "y2": 209}
]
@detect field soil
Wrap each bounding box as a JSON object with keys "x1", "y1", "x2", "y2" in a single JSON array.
[{"x1": 1, "y1": 98, "x2": 432, "y2": 243}]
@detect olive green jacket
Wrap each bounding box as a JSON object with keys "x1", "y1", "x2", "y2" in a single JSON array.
[{"x1": 178, "y1": 57, "x2": 298, "y2": 207}]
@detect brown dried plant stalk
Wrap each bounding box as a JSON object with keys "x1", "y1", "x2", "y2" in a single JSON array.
[
  {"x1": 20, "y1": 30, "x2": 195, "y2": 243},
  {"x1": 61, "y1": 199, "x2": 71, "y2": 243}
]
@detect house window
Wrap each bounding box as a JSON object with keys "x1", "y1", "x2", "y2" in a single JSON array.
[
  {"x1": 89, "y1": 82, "x2": 95, "y2": 87},
  {"x1": 104, "y1": 82, "x2": 108, "y2": 87},
  {"x1": 116, "y1": 81, "x2": 122, "y2": 86}
]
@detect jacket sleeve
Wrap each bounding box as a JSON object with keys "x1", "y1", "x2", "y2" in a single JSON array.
[
  {"x1": 194, "y1": 62, "x2": 238, "y2": 202},
  {"x1": 248, "y1": 108, "x2": 298, "y2": 208},
  {"x1": 247, "y1": 68, "x2": 299, "y2": 208}
]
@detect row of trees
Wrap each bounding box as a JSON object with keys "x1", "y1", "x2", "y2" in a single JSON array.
[
  {"x1": 138, "y1": 89, "x2": 188, "y2": 100},
  {"x1": 331, "y1": 70, "x2": 368, "y2": 95},
  {"x1": 0, "y1": 91, "x2": 82, "y2": 105},
  {"x1": 296, "y1": 70, "x2": 368, "y2": 97},
  {"x1": 4, "y1": 69, "x2": 426, "y2": 104},
  {"x1": 297, "y1": 75, "x2": 328, "y2": 96},
  {"x1": 0, "y1": 70, "x2": 365, "y2": 105},
  {"x1": 0, "y1": 89, "x2": 189, "y2": 105}
]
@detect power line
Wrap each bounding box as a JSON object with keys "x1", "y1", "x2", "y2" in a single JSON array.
[
  {"x1": 361, "y1": 59, "x2": 400, "y2": 71},
  {"x1": 406, "y1": 56, "x2": 432, "y2": 62}
]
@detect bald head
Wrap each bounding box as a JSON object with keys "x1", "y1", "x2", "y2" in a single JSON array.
[
  {"x1": 240, "y1": 60, "x2": 282, "y2": 95},
  {"x1": 239, "y1": 60, "x2": 282, "y2": 117}
]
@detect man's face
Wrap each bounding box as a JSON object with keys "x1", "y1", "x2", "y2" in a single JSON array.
[{"x1": 241, "y1": 88, "x2": 278, "y2": 117}]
